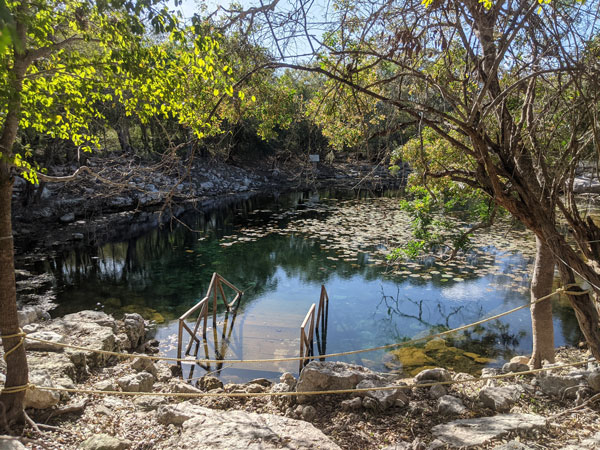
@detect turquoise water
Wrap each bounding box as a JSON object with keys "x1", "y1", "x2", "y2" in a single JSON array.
[{"x1": 46, "y1": 190, "x2": 582, "y2": 382}]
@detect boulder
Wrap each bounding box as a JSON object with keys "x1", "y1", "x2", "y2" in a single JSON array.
[
  {"x1": 27, "y1": 353, "x2": 77, "y2": 382},
  {"x1": 24, "y1": 374, "x2": 60, "y2": 409},
  {"x1": 432, "y1": 413, "x2": 546, "y2": 447},
  {"x1": 437, "y1": 395, "x2": 467, "y2": 415},
  {"x1": 175, "y1": 407, "x2": 341, "y2": 449},
  {"x1": 116, "y1": 372, "x2": 154, "y2": 393},
  {"x1": 479, "y1": 385, "x2": 521, "y2": 412},
  {"x1": 414, "y1": 368, "x2": 451, "y2": 384},
  {"x1": 355, "y1": 378, "x2": 408, "y2": 410},
  {"x1": 296, "y1": 361, "x2": 382, "y2": 399},
  {"x1": 80, "y1": 434, "x2": 131, "y2": 450},
  {"x1": 536, "y1": 373, "x2": 586, "y2": 398},
  {"x1": 25, "y1": 331, "x2": 66, "y2": 352}
]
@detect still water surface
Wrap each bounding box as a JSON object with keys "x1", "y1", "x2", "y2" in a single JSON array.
[{"x1": 45, "y1": 190, "x2": 582, "y2": 382}]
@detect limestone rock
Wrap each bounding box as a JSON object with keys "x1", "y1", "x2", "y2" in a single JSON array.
[
  {"x1": 94, "y1": 380, "x2": 117, "y2": 392},
  {"x1": 156, "y1": 401, "x2": 212, "y2": 425},
  {"x1": 0, "y1": 438, "x2": 27, "y2": 449},
  {"x1": 130, "y1": 357, "x2": 158, "y2": 379},
  {"x1": 301, "y1": 405, "x2": 317, "y2": 421},
  {"x1": 414, "y1": 368, "x2": 451, "y2": 384},
  {"x1": 536, "y1": 373, "x2": 586, "y2": 398},
  {"x1": 296, "y1": 361, "x2": 381, "y2": 399},
  {"x1": 355, "y1": 378, "x2": 408, "y2": 410},
  {"x1": 380, "y1": 441, "x2": 412, "y2": 450},
  {"x1": 123, "y1": 313, "x2": 145, "y2": 349},
  {"x1": 116, "y1": 372, "x2": 154, "y2": 393},
  {"x1": 197, "y1": 375, "x2": 223, "y2": 391},
  {"x1": 341, "y1": 397, "x2": 362, "y2": 411},
  {"x1": 429, "y1": 384, "x2": 447, "y2": 399},
  {"x1": 502, "y1": 362, "x2": 529, "y2": 373},
  {"x1": 24, "y1": 373, "x2": 60, "y2": 409},
  {"x1": 175, "y1": 408, "x2": 341, "y2": 449},
  {"x1": 168, "y1": 379, "x2": 202, "y2": 394},
  {"x1": 437, "y1": 395, "x2": 467, "y2": 415},
  {"x1": 280, "y1": 372, "x2": 296, "y2": 388},
  {"x1": 270, "y1": 382, "x2": 295, "y2": 407},
  {"x1": 587, "y1": 371, "x2": 600, "y2": 392},
  {"x1": 244, "y1": 383, "x2": 265, "y2": 393},
  {"x1": 479, "y1": 385, "x2": 521, "y2": 412},
  {"x1": 80, "y1": 434, "x2": 131, "y2": 450},
  {"x1": 247, "y1": 378, "x2": 272, "y2": 388},
  {"x1": 432, "y1": 413, "x2": 546, "y2": 447},
  {"x1": 27, "y1": 353, "x2": 77, "y2": 382},
  {"x1": 24, "y1": 331, "x2": 66, "y2": 352}
]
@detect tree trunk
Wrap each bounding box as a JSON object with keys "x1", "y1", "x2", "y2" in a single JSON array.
[
  {"x1": 0, "y1": 165, "x2": 28, "y2": 425},
  {"x1": 529, "y1": 236, "x2": 555, "y2": 368}
]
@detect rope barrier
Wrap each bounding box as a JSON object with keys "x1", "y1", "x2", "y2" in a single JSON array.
[
  {"x1": 0, "y1": 283, "x2": 588, "y2": 366},
  {"x1": 2, "y1": 328, "x2": 26, "y2": 362},
  {"x1": 0, "y1": 359, "x2": 593, "y2": 399}
]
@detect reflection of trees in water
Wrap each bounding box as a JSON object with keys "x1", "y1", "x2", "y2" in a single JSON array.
[
  {"x1": 48, "y1": 200, "x2": 384, "y2": 318},
  {"x1": 375, "y1": 287, "x2": 527, "y2": 360}
]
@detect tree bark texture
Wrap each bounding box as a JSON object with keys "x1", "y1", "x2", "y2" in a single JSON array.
[
  {"x1": 529, "y1": 236, "x2": 556, "y2": 368},
  {"x1": 0, "y1": 165, "x2": 27, "y2": 425}
]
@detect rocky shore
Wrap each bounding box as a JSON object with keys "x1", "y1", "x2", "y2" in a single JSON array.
[{"x1": 1, "y1": 309, "x2": 599, "y2": 449}]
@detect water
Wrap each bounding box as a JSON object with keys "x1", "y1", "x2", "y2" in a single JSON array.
[{"x1": 44, "y1": 190, "x2": 582, "y2": 382}]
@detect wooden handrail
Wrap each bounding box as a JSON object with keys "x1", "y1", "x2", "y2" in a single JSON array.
[{"x1": 177, "y1": 272, "x2": 242, "y2": 366}]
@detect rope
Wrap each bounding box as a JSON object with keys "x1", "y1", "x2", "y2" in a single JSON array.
[
  {"x1": 2, "y1": 329, "x2": 26, "y2": 361},
  {"x1": 0, "y1": 384, "x2": 32, "y2": 394},
  {"x1": 0, "y1": 235, "x2": 13, "y2": 241},
  {"x1": 7, "y1": 284, "x2": 581, "y2": 366},
  {"x1": 0, "y1": 359, "x2": 592, "y2": 399}
]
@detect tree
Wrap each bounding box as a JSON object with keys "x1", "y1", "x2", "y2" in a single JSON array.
[
  {"x1": 223, "y1": 0, "x2": 600, "y2": 360},
  {"x1": 0, "y1": 0, "x2": 240, "y2": 424}
]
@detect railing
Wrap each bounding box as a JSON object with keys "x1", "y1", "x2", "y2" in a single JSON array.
[
  {"x1": 177, "y1": 273, "x2": 242, "y2": 367},
  {"x1": 299, "y1": 285, "x2": 329, "y2": 371}
]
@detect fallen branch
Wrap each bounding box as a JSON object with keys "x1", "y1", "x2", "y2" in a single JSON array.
[{"x1": 44, "y1": 398, "x2": 90, "y2": 422}]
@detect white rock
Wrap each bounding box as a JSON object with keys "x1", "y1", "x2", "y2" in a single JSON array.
[
  {"x1": 25, "y1": 331, "x2": 66, "y2": 352},
  {"x1": 116, "y1": 372, "x2": 154, "y2": 393},
  {"x1": 432, "y1": 413, "x2": 546, "y2": 447},
  {"x1": 0, "y1": 438, "x2": 27, "y2": 449},
  {"x1": 24, "y1": 374, "x2": 60, "y2": 409},
  {"x1": 176, "y1": 407, "x2": 341, "y2": 449}
]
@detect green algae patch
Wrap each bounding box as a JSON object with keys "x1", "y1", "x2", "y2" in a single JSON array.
[{"x1": 388, "y1": 338, "x2": 497, "y2": 377}]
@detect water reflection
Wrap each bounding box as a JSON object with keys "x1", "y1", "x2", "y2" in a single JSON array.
[{"x1": 45, "y1": 190, "x2": 583, "y2": 381}]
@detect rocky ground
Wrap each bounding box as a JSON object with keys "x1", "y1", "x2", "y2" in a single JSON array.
[{"x1": 1, "y1": 309, "x2": 600, "y2": 449}]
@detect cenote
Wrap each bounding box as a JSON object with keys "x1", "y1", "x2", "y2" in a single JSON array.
[{"x1": 43, "y1": 190, "x2": 583, "y2": 383}]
